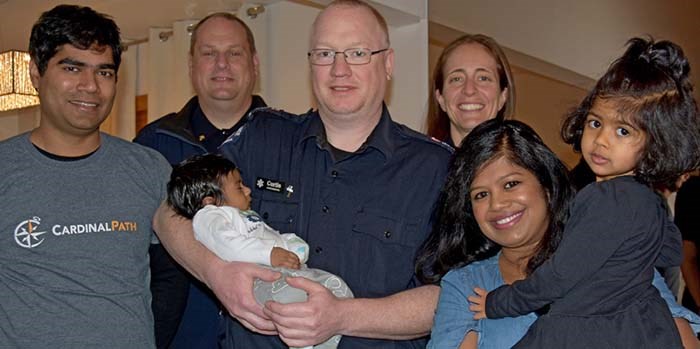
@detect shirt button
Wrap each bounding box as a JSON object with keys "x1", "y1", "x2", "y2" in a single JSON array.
[
  {"x1": 315, "y1": 246, "x2": 323, "y2": 254},
  {"x1": 331, "y1": 170, "x2": 339, "y2": 178},
  {"x1": 287, "y1": 216, "x2": 294, "y2": 223},
  {"x1": 384, "y1": 231, "x2": 392, "y2": 239},
  {"x1": 322, "y1": 205, "x2": 329, "y2": 213},
  {"x1": 262, "y1": 212, "x2": 269, "y2": 219}
]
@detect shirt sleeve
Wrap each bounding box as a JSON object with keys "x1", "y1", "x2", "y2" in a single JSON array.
[
  {"x1": 428, "y1": 269, "x2": 480, "y2": 348},
  {"x1": 657, "y1": 218, "x2": 683, "y2": 268},
  {"x1": 279, "y1": 233, "x2": 309, "y2": 263},
  {"x1": 150, "y1": 149, "x2": 172, "y2": 245},
  {"x1": 486, "y1": 181, "x2": 668, "y2": 318},
  {"x1": 193, "y1": 206, "x2": 274, "y2": 265},
  {"x1": 653, "y1": 269, "x2": 700, "y2": 333}
]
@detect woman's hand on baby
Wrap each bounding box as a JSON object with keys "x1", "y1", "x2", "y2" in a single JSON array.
[
  {"x1": 468, "y1": 287, "x2": 489, "y2": 319},
  {"x1": 271, "y1": 247, "x2": 301, "y2": 269}
]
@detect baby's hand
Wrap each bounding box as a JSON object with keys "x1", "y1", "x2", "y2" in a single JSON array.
[
  {"x1": 271, "y1": 247, "x2": 301, "y2": 269},
  {"x1": 467, "y1": 287, "x2": 489, "y2": 320}
]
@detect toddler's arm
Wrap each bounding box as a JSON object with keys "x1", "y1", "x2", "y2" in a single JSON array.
[{"x1": 484, "y1": 183, "x2": 648, "y2": 318}]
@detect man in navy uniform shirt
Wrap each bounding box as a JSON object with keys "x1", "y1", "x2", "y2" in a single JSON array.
[
  {"x1": 154, "y1": 1, "x2": 451, "y2": 348},
  {"x1": 135, "y1": 12, "x2": 266, "y2": 349}
]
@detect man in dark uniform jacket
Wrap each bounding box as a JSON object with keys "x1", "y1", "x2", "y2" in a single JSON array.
[
  {"x1": 154, "y1": 1, "x2": 452, "y2": 348},
  {"x1": 134, "y1": 12, "x2": 266, "y2": 349}
]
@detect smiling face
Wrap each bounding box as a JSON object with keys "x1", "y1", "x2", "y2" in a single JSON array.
[
  {"x1": 581, "y1": 98, "x2": 646, "y2": 181},
  {"x1": 470, "y1": 156, "x2": 550, "y2": 252},
  {"x1": 189, "y1": 16, "x2": 258, "y2": 108},
  {"x1": 309, "y1": 4, "x2": 393, "y2": 124},
  {"x1": 30, "y1": 43, "x2": 116, "y2": 139},
  {"x1": 436, "y1": 42, "x2": 507, "y2": 144}
]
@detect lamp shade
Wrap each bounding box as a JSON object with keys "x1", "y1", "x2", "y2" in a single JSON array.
[{"x1": 0, "y1": 50, "x2": 40, "y2": 112}]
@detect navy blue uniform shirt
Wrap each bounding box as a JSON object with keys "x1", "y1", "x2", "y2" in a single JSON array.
[
  {"x1": 135, "y1": 95, "x2": 267, "y2": 349},
  {"x1": 219, "y1": 105, "x2": 452, "y2": 349}
]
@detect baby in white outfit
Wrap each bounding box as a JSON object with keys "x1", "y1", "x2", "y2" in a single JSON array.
[{"x1": 167, "y1": 154, "x2": 352, "y2": 349}]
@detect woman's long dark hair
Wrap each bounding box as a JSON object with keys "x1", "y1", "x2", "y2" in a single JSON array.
[{"x1": 417, "y1": 119, "x2": 575, "y2": 284}]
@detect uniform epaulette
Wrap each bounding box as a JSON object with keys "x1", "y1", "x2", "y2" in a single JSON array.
[
  {"x1": 225, "y1": 107, "x2": 307, "y2": 147},
  {"x1": 395, "y1": 123, "x2": 454, "y2": 153},
  {"x1": 427, "y1": 136, "x2": 455, "y2": 153},
  {"x1": 246, "y1": 107, "x2": 310, "y2": 124}
]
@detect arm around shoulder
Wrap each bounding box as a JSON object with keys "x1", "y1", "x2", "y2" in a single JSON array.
[{"x1": 430, "y1": 270, "x2": 481, "y2": 349}]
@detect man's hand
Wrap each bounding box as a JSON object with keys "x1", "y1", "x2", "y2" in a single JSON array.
[
  {"x1": 270, "y1": 247, "x2": 301, "y2": 269},
  {"x1": 206, "y1": 260, "x2": 282, "y2": 334},
  {"x1": 154, "y1": 202, "x2": 283, "y2": 335},
  {"x1": 263, "y1": 276, "x2": 345, "y2": 347},
  {"x1": 467, "y1": 287, "x2": 489, "y2": 320}
]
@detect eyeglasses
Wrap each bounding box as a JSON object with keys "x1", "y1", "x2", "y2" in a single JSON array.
[{"x1": 307, "y1": 48, "x2": 389, "y2": 66}]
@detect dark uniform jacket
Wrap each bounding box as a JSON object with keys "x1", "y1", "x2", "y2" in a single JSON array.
[
  {"x1": 135, "y1": 94, "x2": 267, "y2": 349},
  {"x1": 219, "y1": 105, "x2": 452, "y2": 349}
]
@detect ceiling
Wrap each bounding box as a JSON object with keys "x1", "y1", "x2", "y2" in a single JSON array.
[{"x1": 0, "y1": 0, "x2": 250, "y2": 50}]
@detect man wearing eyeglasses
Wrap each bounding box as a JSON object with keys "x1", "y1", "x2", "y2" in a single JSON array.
[{"x1": 154, "y1": 1, "x2": 452, "y2": 348}]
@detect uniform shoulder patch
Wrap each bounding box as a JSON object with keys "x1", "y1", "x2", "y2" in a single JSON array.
[
  {"x1": 246, "y1": 107, "x2": 310, "y2": 125},
  {"x1": 428, "y1": 136, "x2": 454, "y2": 152},
  {"x1": 394, "y1": 123, "x2": 454, "y2": 153}
]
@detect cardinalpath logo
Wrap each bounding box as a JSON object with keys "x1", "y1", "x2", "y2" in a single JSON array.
[
  {"x1": 15, "y1": 216, "x2": 47, "y2": 248},
  {"x1": 14, "y1": 217, "x2": 138, "y2": 249}
]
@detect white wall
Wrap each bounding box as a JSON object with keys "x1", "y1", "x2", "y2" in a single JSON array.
[
  {"x1": 261, "y1": 1, "x2": 317, "y2": 114},
  {"x1": 0, "y1": 107, "x2": 39, "y2": 141},
  {"x1": 429, "y1": 0, "x2": 700, "y2": 92}
]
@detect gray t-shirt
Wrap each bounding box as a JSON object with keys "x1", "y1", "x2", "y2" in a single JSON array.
[{"x1": 0, "y1": 133, "x2": 170, "y2": 348}]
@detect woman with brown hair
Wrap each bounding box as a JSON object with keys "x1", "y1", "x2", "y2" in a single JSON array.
[{"x1": 426, "y1": 34, "x2": 515, "y2": 147}]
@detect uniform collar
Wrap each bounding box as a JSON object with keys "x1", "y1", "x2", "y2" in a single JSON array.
[
  {"x1": 191, "y1": 95, "x2": 267, "y2": 133},
  {"x1": 190, "y1": 95, "x2": 267, "y2": 152},
  {"x1": 301, "y1": 103, "x2": 394, "y2": 161},
  {"x1": 154, "y1": 95, "x2": 266, "y2": 144}
]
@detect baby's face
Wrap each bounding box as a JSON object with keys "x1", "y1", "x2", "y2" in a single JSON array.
[{"x1": 220, "y1": 169, "x2": 252, "y2": 210}]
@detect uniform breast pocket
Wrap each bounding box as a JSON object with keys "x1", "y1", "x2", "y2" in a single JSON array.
[
  {"x1": 351, "y1": 210, "x2": 425, "y2": 296},
  {"x1": 256, "y1": 196, "x2": 299, "y2": 234}
]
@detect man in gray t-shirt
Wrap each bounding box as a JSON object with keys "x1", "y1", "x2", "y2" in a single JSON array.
[{"x1": 0, "y1": 5, "x2": 169, "y2": 348}]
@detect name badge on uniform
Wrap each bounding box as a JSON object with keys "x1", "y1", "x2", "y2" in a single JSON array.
[{"x1": 256, "y1": 177, "x2": 286, "y2": 193}]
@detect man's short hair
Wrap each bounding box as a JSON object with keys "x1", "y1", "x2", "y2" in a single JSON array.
[
  {"x1": 29, "y1": 4, "x2": 122, "y2": 75},
  {"x1": 189, "y1": 12, "x2": 257, "y2": 55},
  {"x1": 316, "y1": 0, "x2": 390, "y2": 47}
]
